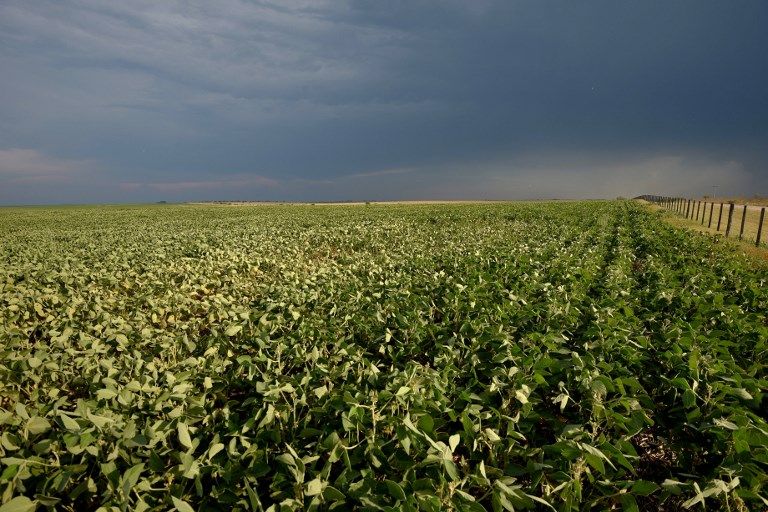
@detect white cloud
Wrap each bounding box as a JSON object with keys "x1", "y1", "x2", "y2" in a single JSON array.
[
  {"x1": 282, "y1": 151, "x2": 755, "y2": 201},
  {"x1": 121, "y1": 174, "x2": 279, "y2": 193},
  {"x1": 346, "y1": 167, "x2": 417, "y2": 179},
  {"x1": 0, "y1": 148, "x2": 96, "y2": 184},
  {"x1": 0, "y1": 1, "x2": 408, "y2": 102}
]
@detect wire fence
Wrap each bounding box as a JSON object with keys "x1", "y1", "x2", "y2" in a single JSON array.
[{"x1": 636, "y1": 195, "x2": 766, "y2": 248}]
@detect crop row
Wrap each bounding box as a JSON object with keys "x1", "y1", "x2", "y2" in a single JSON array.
[{"x1": 0, "y1": 202, "x2": 766, "y2": 511}]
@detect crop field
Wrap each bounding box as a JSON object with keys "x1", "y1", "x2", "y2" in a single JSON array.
[{"x1": 1, "y1": 201, "x2": 766, "y2": 512}]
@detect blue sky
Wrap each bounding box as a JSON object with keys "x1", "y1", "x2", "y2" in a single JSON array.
[{"x1": 1, "y1": 1, "x2": 766, "y2": 203}]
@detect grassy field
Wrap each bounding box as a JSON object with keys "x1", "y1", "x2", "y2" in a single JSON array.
[
  {"x1": 695, "y1": 197, "x2": 768, "y2": 208},
  {"x1": 1, "y1": 202, "x2": 766, "y2": 511},
  {"x1": 686, "y1": 202, "x2": 766, "y2": 245},
  {"x1": 646, "y1": 201, "x2": 768, "y2": 260}
]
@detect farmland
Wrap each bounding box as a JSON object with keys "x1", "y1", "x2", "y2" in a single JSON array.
[{"x1": 0, "y1": 201, "x2": 766, "y2": 511}]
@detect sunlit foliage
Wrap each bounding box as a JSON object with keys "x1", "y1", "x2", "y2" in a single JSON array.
[{"x1": 0, "y1": 202, "x2": 766, "y2": 511}]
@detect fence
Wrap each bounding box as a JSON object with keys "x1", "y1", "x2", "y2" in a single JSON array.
[{"x1": 636, "y1": 195, "x2": 766, "y2": 248}]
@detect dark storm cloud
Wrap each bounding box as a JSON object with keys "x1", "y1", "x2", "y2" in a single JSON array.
[{"x1": 1, "y1": 0, "x2": 766, "y2": 203}]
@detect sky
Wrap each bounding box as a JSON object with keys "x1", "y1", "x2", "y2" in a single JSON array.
[{"x1": 1, "y1": 1, "x2": 767, "y2": 204}]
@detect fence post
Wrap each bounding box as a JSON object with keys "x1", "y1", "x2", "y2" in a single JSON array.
[
  {"x1": 725, "y1": 203, "x2": 735, "y2": 237},
  {"x1": 701, "y1": 202, "x2": 706, "y2": 225},
  {"x1": 685, "y1": 199, "x2": 691, "y2": 218},
  {"x1": 757, "y1": 208, "x2": 765, "y2": 247},
  {"x1": 739, "y1": 205, "x2": 747, "y2": 240},
  {"x1": 717, "y1": 203, "x2": 724, "y2": 231},
  {"x1": 695, "y1": 201, "x2": 701, "y2": 221},
  {"x1": 708, "y1": 202, "x2": 714, "y2": 228}
]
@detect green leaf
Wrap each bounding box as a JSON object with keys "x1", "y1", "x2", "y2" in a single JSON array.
[
  {"x1": 26, "y1": 416, "x2": 51, "y2": 435},
  {"x1": 385, "y1": 480, "x2": 406, "y2": 501},
  {"x1": 121, "y1": 463, "x2": 145, "y2": 498},
  {"x1": 177, "y1": 422, "x2": 193, "y2": 450},
  {"x1": 313, "y1": 385, "x2": 328, "y2": 399},
  {"x1": 305, "y1": 478, "x2": 323, "y2": 496},
  {"x1": 0, "y1": 497, "x2": 36, "y2": 512},
  {"x1": 443, "y1": 459, "x2": 460, "y2": 481},
  {"x1": 1, "y1": 433, "x2": 20, "y2": 451},
  {"x1": 171, "y1": 497, "x2": 195, "y2": 512},
  {"x1": 225, "y1": 325, "x2": 242, "y2": 337},
  {"x1": 682, "y1": 389, "x2": 696, "y2": 408},
  {"x1": 449, "y1": 433, "x2": 461, "y2": 453},
  {"x1": 631, "y1": 480, "x2": 659, "y2": 496},
  {"x1": 87, "y1": 413, "x2": 112, "y2": 429},
  {"x1": 527, "y1": 494, "x2": 556, "y2": 511},
  {"x1": 713, "y1": 418, "x2": 739, "y2": 430},
  {"x1": 730, "y1": 388, "x2": 753, "y2": 400},
  {"x1": 584, "y1": 454, "x2": 605, "y2": 475},
  {"x1": 620, "y1": 494, "x2": 639, "y2": 512},
  {"x1": 59, "y1": 414, "x2": 80, "y2": 431},
  {"x1": 244, "y1": 482, "x2": 261, "y2": 511},
  {"x1": 323, "y1": 486, "x2": 345, "y2": 501},
  {"x1": 96, "y1": 388, "x2": 118, "y2": 400},
  {"x1": 208, "y1": 443, "x2": 225, "y2": 459},
  {"x1": 484, "y1": 428, "x2": 501, "y2": 442}
]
